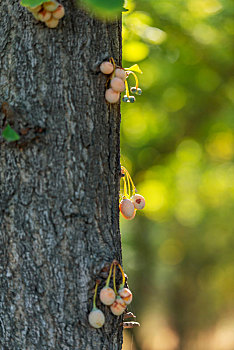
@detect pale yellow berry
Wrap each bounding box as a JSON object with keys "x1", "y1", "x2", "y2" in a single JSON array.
[
  {"x1": 110, "y1": 297, "x2": 126, "y2": 316},
  {"x1": 105, "y1": 88, "x2": 120, "y2": 104},
  {"x1": 43, "y1": 1, "x2": 59, "y2": 12},
  {"x1": 88, "y1": 309, "x2": 105, "y2": 328},
  {"x1": 110, "y1": 77, "x2": 125, "y2": 92},
  {"x1": 52, "y1": 4, "x2": 65, "y2": 19},
  {"x1": 118, "y1": 288, "x2": 132, "y2": 305},
  {"x1": 100, "y1": 61, "x2": 114, "y2": 75},
  {"x1": 115, "y1": 68, "x2": 126, "y2": 81},
  {"x1": 45, "y1": 17, "x2": 59, "y2": 28},
  {"x1": 38, "y1": 9, "x2": 51, "y2": 22}
]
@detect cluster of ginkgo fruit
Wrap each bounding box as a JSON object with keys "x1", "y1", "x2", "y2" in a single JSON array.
[
  {"x1": 88, "y1": 260, "x2": 133, "y2": 328},
  {"x1": 119, "y1": 166, "x2": 145, "y2": 220},
  {"x1": 100, "y1": 58, "x2": 142, "y2": 104},
  {"x1": 23, "y1": 0, "x2": 65, "y2": 28}
]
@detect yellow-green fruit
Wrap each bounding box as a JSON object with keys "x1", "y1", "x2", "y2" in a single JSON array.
[
  {"x1": 38, "y1": 9, "x2": 51, "y2": 22},
  {"x1": 45, "y1": 17, "x2": 59, "y2": 28},
  {"x1": 43, "y1": 1, "x2": 59, "y2": 12},
  {"x1": 52, "y1": 4, "x2": 65, "y2": 19}
]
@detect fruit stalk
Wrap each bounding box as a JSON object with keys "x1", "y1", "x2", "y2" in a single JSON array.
[{"x1": 118, "y1": 263, "x2": 126, "y2": 289}]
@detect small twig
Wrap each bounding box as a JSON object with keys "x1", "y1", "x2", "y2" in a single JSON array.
[{"x1": 122, "y1": 321, "x2": 140, "y2": 329}]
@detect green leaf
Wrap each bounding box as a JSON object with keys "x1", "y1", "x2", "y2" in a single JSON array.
[
  {"x1": 125, "y1": 64, "x2": 143, "y2": 74},
  {"x1": 81, "y1": 0, "x2": 125, "y2": 18},
  {"x1": 2, "y1": 125, "x2": 20, "y2": 142},
  {"x1": 21, "y1": 0, "x2": 50, "y2": 8}
]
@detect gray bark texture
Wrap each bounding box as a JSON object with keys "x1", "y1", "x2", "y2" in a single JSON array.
[{"x1": 0, "y1": 1, "x2": 122, "y2": 349}]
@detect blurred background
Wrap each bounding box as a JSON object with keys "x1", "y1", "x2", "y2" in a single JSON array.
[{"x1": 120, "y1": 0, "x2": 234, "y2": 349}]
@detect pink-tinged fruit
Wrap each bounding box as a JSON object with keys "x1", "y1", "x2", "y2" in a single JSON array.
[
  {"x1": 100, "y1": 287, "x2": 116, "y2": 306},
  {"x1": 115, "y1": 68, "x2": 126, "y2": 81},
  {"x1": 119, "y1": 199, "x2": 135, "y2": 219},
  {"x1": 100, "y1": 61, "x2": 114, "y2": 75},
  {"x1": 110, "y1": 77, "x2": 125, "y2": 92},
  {"x1": 105, "y1": 88, "x2": 120, "y2": 104},
  {"x1": 38, "y1": 9, "x2": 51, "y2": 22},
  {"x1": 110, "y1": 297, "x2": 126, "y2": 316},
  {"x1": 131, "y1": 194, "x2": 145, "y2": 210},
  {"x1": 52, "y1": 4, "x2": 65, "y2": 19},
  {"x1": 88, "y1": 309, "x2": 105, "y2": 328},
  {"x1": 118, "y1": 288, "x2": 132, "y2": 305}
]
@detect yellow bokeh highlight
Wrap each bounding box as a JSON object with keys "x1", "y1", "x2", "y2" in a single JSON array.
[
  {"x1": 124, "y1": 11, "x2": 167, "y2": 45},
  {"x1": 126, "y1": 11, "x2": 153, "y2": 26},
  {"x1": 163, "y1": 86, "x2": 187, "y2": 112},
  {"x1": 139, "y1": 62, "x2": 160, "y2": 88},
  {"x1": 159, "y1": 239, "x2": 185, "y2": 265},
  {"x1": 176, "y1": 166, "x2": 201, "y2": 193},
  {"x1": 122, "y1": 106, "x2": 160, "y2": 146},
  {"x1": 199, "y1": 165, "x2": 234, "y2": 206},
  {"x1": 143, "y1": 27, "x2": 167, "y2": 45},
  {"x1": 206, "y1": 131, "x2": 234, "y2": 161},
  {"x1": 192, "y1": 23, "x2": 219, "y2": 44},
  {"x1": 122, "y1": 109, "x2": 148, "y2": 143},
  {"x1": 176, "y1": 139, "x2": 203, "y2": 164},
  {"x1": 174, "y1": 195, "x2": 204, "y2": 226},
  {"x1": 137, "y1": 180, "x2": 169, "y2": 221},
  {"x1": 187, "y1": 0, "x2": 222, "y2": 18},
  {"x1": 123, "y1": 41, "x2": 149, "y2": 62}
]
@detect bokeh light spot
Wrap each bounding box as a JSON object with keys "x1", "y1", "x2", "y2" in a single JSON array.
[
  {"x1": 206, "y1": 131, "x2": 234, "y2": 161},
  {"x1": 137, "y1": 180, "x2": 169, "y2": 221},
  {"x1": 192, "y1": 24, "x2": 218, "y2": 44},
  {"x1": 159, "y1": 239, "x2": 185, "y2": 265},
  {"x1": 123, "y1": 41, "x2": 149, "y2": 62},
  {"x1": 174, "y1": 196, "x2": 204, "y2": 226},
  {"x1": 162, "y1": 87, "x2": 187, "y2": 112},
  {"x1": 176, "y1": 139, "x2": 203, "y2": 164},
  {"x1": 187, "y1": 0, "x2": 222, "y2": 18}
]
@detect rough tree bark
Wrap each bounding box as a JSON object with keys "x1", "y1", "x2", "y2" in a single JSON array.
[{"x1": 0, "y1": 1, "x2": 122, "y2": 349}]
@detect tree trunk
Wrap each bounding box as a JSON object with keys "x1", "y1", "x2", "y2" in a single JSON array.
[{"x1": 0, "y1": 1, "x2": 122, "y2": 349}]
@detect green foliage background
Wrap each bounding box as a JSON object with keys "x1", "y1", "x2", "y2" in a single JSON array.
[{"x1": 121, "y1": 0, "x2": 234, "y2": 349}]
